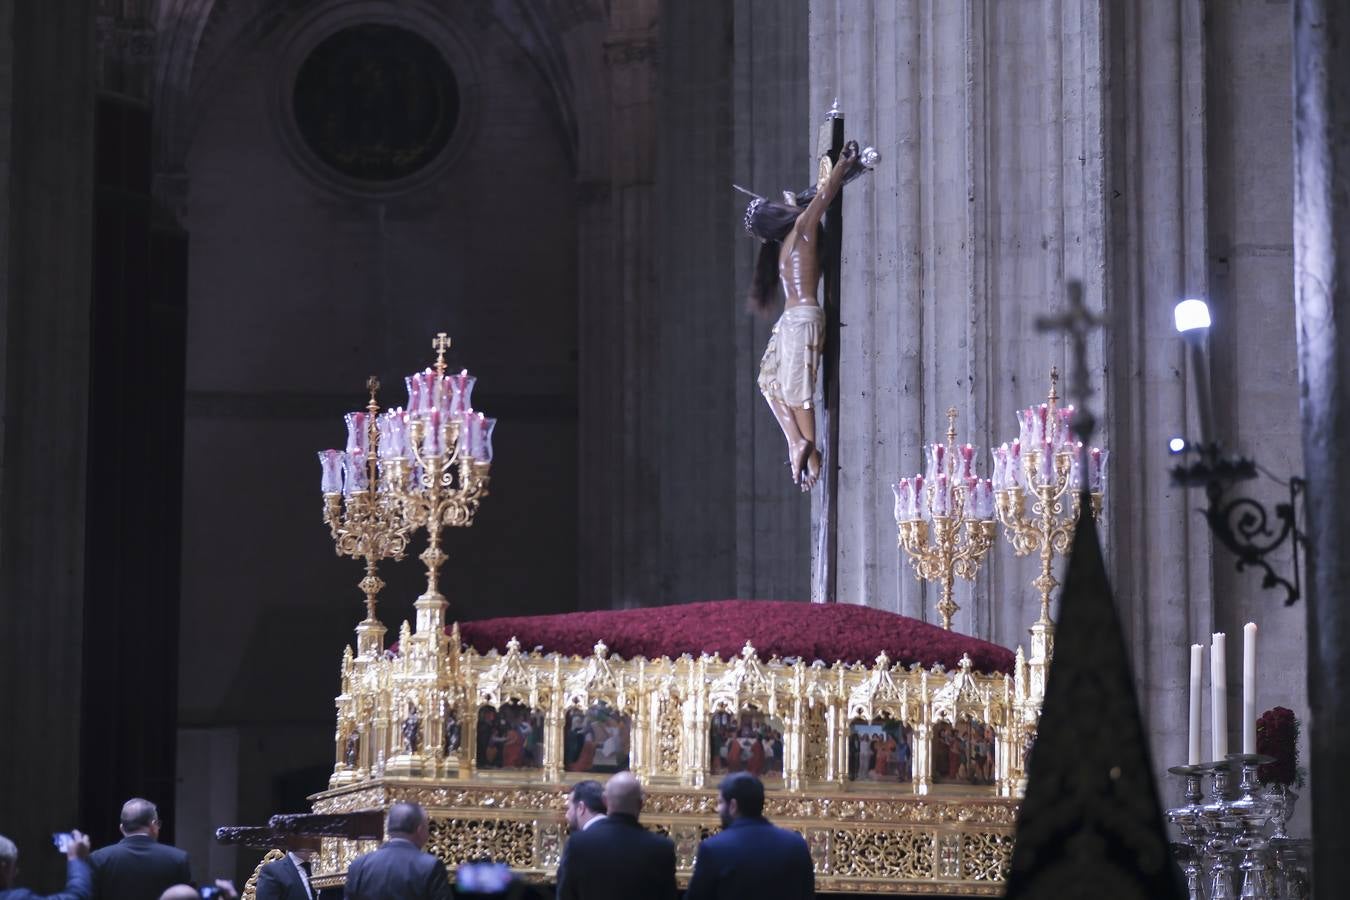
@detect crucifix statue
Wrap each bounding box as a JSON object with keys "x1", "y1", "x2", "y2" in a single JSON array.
[{"x1": 738, "y1": 109, "x2": 877, "y2": 493}]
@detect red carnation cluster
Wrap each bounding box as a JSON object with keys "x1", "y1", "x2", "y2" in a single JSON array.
[
  {"x1": 453, "y1": 600, "x2": 1016, "y2": 674},
  {"x1": 1256, "y1": 706, "x2": 1303, "y2": 787}
]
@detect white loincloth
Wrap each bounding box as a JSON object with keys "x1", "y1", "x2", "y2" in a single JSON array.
[{"x1": 758, "y1": 304, "x2": 825, "y2": 409}]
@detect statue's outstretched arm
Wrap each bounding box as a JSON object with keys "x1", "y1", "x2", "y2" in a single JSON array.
[{"x1": 794, "y1": 141, "x2": 859, "y2": 237}]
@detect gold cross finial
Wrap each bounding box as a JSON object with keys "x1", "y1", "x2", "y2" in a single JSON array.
[
  {"x1": 946, "y1": 407, "x2": 959, "y2": 446},
  {"x1": 365, "y1": 375, "x2": 381, "y2": 416},
  {"x1": 432, "y1": 332, "x2": 452, "y2": 375}
]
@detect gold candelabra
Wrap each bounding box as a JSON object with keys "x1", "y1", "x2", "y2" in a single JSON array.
[
  {"x1": 319, "y1": 332, "x2": 497, "y2": 782},
  {"x1": 893, "y1": 409, "x2": 997, "y2": 631},
  {"x1": 386, "y1": 334, "x2": 493, "y2": 640},
  {"x1": 319, "y1": 376, "x2": 411, "y2": 656},
  {"x1": 992, "y1": 369, "x2": 1106, "y2": 639}
]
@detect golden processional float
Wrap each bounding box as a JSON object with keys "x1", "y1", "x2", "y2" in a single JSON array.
[{"x1": 220, "y1": 338, "x2": 1105, "y2": 898}]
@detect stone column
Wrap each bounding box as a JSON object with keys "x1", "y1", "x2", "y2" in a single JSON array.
[
  {"x1": 808, "y1": 0, "x2": 1120, "y2": 638},
  {"x1": 729, "y1": 0, "x2": 811, "y2": 600},
  {"x1": 806, "y1": 0, "x2": 1317, "y2": 801},
  {"x1": 579, "y1": 0, "x2": 812, "y2": 607},
  {"x1": 1293, "y1": 0, "x2": 1350, "y2": 883},
  {"x1": 577, "y1": 0, "x2": 661, "y2": 608},
  {"x1": 1100, "y1": 0, "x2": 1212, "y2": 798},
  {"x1": 0, "y1": 0, "x2": 96, "y2": 889}
]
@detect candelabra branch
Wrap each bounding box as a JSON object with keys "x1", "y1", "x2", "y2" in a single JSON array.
[
  {"x1": 396, "y1": 423, "x2": 492, "y2": 632},
  {"x1": 321, "y1": 381, "x2": 413, "y2": 636}
]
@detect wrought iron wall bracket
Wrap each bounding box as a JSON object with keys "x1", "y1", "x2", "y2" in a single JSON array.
[{"x1": 1170, "y1": 444, "x2": 1307, "y2": 606}]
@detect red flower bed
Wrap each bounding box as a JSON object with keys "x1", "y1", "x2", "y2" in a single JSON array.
[{"x1": 454, "y1": 600, "x2": 1015, "y2": 674}]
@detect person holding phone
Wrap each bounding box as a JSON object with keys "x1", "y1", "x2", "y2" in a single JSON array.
[{"x1": 0, "y1": 829, "x2": 92, "y2": 899}]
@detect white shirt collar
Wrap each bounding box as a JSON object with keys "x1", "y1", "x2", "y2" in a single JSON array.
[
  {"x1": 287, "y1": 852, "x2": 313, "y2": 900},
  {"x1": 581, "y1": 813, "x2": 607, "y2": 831}
]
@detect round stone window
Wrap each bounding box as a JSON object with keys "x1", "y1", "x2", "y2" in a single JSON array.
[{"x1": 292, "y1": 23, "x2": 460, "y2": 183}]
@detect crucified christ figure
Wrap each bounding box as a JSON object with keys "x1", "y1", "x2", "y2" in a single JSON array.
[{"x1": 742, "y1": 140, "x2": 868, "y2": 491}]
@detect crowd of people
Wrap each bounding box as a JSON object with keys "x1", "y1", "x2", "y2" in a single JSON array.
[
  {"x1": 4, "y1": 774, "x2": 817, "y2": 900},
  {"x1": 0, "y1": 799, "x2": 242, "y2": 900},
  {"x1": 557, "y1": 770, "x2": 812, "y2": 900},
  {"x1": 337, "y1": 770, "x2": 815, "y2": 899}
]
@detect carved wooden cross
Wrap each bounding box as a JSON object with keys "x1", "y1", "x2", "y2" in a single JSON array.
[{"x1": 812, "y1": 101, "x2": 846, "y2": 604}]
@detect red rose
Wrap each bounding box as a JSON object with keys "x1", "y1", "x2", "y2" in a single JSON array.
[{"x1": 1256, "y1": 706, "x2": 1301, "y2": 787}]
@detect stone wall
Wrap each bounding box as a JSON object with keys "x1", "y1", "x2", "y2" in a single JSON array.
[
  {"x1": 165, "y1": 0, "x2": 582, "y2": 875},
  {"x1": 0, "y1": 0, "x2": 96, "y2": 889},
  {"x1": 809, "y1": 0, "x2": 1307, "y2": 829},
  {"x1": 580, "y1": 0, "x2": 812, "y2": 609}
]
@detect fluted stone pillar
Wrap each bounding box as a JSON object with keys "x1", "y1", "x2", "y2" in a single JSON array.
[
  {"x1": 809, "y1": 0, "x2": 1306, "y2": 815},
  {"x1": 808, "y1": 0, "x2": 1122, "y2": 639},
  {"x1": 0, "y1": 0, "x2": 96, "y2": 889},
  {"x1": 577, "y1": 0, "x2": 661, "y2": 608},
  {"x1": 1293, "y1": 0, "x2": 1350, "y2": 883},
  {"x1": 581, "y1": 0, "x2": 810, "y2": 607},
  {"x1": 729, "y1": 0, "x2": 811, "y2": 600}
]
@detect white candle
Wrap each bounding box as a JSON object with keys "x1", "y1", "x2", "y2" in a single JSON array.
[
  {"x1": 1189, "y1": 643, "x2": 1203, "y2": 765},
  {"x1": 1243, "y1": 623, "x2": 1258, "y2": 755},
  {"x1": 1211, "y1": 632, "x2": 1228, "y2": 760}
]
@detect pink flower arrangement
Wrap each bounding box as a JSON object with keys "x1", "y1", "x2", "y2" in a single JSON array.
[
  {"x1": 453, "y1": 599, "x2": 1015, "y2": 674},
  {"x1": 1256, "y1": 706, "x2": 1306, "y2": 788}
]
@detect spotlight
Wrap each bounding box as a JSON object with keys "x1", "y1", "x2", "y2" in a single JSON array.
[
  {"x1": 1169, "y1": 437, "x2": 1187, "y2": 454},
  {"x1": 1174, "y1": 299, "x2": 1212, "y2": 334}
]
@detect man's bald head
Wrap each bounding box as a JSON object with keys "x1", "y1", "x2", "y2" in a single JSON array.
[
  {"x1": 159, "y1": 886, "x2": 200, "y2": 900},
  {"x1": 120, "y1": 798, "x2": 161, "y2": 838},
  {"x1": 603, "y1": 771, "x2": 644, "y2": 817}
]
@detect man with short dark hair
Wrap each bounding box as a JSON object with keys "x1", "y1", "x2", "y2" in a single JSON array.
[
  {"x1": 88, "y1": 799, "x2": 192, "y2": 900},
  {"x1": 0, "y1": 831, "x2": 92, "y2": 899},
  {"x1": 342, "y1": 803, "x2": 450, "y2": 900},
  {"x1": 562, "y1": 781, "x2": 605, "y2": 834},
  {"x1": 255, "y1": 835, "x2": 321, "y2": 900},
  {"x1": 555, "y1": 772, "x2": 675, "y2": 900},
  {"x1": 684, "y1": 772, "x2": 814, "y2": 900}
]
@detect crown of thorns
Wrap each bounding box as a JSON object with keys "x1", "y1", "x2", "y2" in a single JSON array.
[{"x1": 742, "y1": 196, "x2": 767, "y2": 235}]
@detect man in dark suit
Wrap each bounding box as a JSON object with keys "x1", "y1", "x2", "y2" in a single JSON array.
[
  {"x1": 0, "y1": 831, "x2": 92, "y2": 900},
  {"x1": 343, "y1": 803, "x2": 450, "y2": 900},
  {"x1": 684, "y1": 772, "x2": 814, "y2": 900},
  {"x1": 255, "y1": 836, "x2": 323, "y2": 900},
  {"x1": 88, "y1": 799, "x2": 192, "y2": 900},
  {"x1": 555, "y1": 771, "x2": 675, "y2": 900}
]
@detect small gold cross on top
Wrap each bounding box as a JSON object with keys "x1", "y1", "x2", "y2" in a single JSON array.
[{"x1": 432, "y1": 332, "x2": 452, "y2": 375}]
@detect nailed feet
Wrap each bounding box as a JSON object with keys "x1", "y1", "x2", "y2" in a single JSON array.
[
  {"x1": 801, "y1": 446, "x2": 821, "y2": 492},
  {"x1": 790, "y1": 440, "x2": 821, "y2": 491}
]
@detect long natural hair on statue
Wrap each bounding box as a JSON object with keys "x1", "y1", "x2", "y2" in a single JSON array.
[{"x1": 743, "y1": 198, "x2": 802, "y2": 313}]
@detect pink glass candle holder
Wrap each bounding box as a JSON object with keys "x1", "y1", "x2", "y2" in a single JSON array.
[{"x1": 318, "y1": 450, "x2": 344, "y2": 494}]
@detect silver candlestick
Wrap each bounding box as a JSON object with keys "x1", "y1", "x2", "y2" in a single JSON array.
[
  {"x1": 1167, "y1": 764, "x2": 1210, "y2": 900},
  {"x1": 1200, "y1": 761, "x2": 1240, "y2": 900},
  {"x1": 1226, "y1": 754, "x2": 1274, "y2": 899}
]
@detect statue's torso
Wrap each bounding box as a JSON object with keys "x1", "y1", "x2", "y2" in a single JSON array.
[{"x1": 779, "y1": 225, "x2": 822, "y2": 308}]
